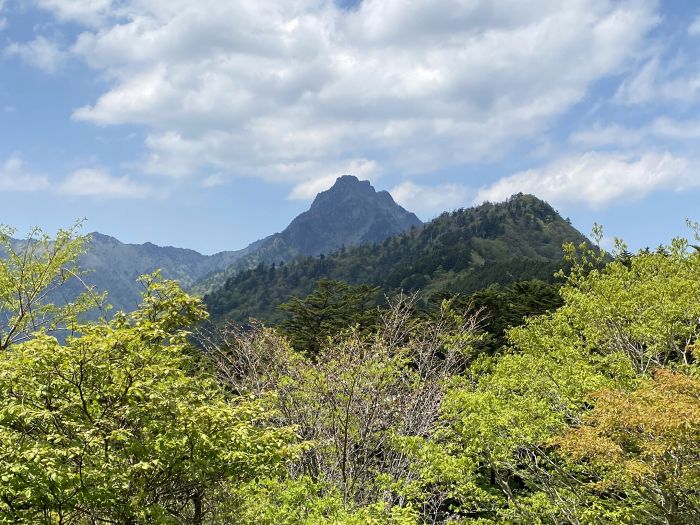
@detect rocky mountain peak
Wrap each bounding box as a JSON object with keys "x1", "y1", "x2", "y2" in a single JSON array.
[
  {"x1": 310, "y1": 175, "x2": 375, "y2": 207},
  {"x1": 191, "y1": 175, "x2": 423, "y2": 293},
  {"x1": 284, "y1": 176, "x2": 421, "y2": 253}
]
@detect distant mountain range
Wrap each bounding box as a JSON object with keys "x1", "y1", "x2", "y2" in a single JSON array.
[
  {"x1": 71, "y1": 234, "x2": 247, "y2": 313},
  {"x1": 204, "y1": 193, "x2": 589, "y2": 323},
  {"x1": 26, "y1": 175, "x2": 590, "y2": 320},
  {"x1": 71, "y1": 175, "x2": 422, "y2": 312}
]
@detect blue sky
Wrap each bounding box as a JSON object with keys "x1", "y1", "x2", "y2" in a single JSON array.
[{"x1": 1, "y1": 0, "x2": 699, "y2": 254}]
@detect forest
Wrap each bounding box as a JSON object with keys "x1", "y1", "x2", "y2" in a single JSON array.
[
  {"x1": 203, "y1": 194, "x2": 583, "y2": 324},
  {"x1": 0, "y1": 222, "x2": 698, "y2": 525}
]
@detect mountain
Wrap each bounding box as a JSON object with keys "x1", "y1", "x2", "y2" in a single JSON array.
[
  {"x1": 192, "y1": 175, "x2": 422, "y2": 293},
  {"x1": 59, "y1": 175, "x2": 419, "y2": 313},
  {"x1": 204, "y1": 193, "x2": 590, "y2": 323},
  {"x1": 66, "y1": 234, "x2": 250, "y2": 313},
  {"x1": 277, "y1": 175, "x2": 422, "y2": 254}
]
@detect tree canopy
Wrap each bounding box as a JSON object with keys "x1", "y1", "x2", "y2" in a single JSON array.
[
  {"x1": 0, "y1": 223, "x2": 100, "y2": 349},
  {"x1": 3, "y1": 223, "x2": 700, "y2": 524},
  {"x1": 0, "y1": 272, "x2": 298, "y2": 524}
]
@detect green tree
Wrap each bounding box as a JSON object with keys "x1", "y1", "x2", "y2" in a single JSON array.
[
  {"x1": 280, "y1": 279, "x2": 381, "y2": 355},
  {"x1": 441, "y1": 279, "x2": 564, "y2": 354},
  {"x1": 208, "y1": 295, "x2": 482, "y2": 511},
  {"x1": 0, "y1": 223, "x2": 100, "y2": 349},
  {"x1": 407, "y1": 234, "x2": 700, "y2": 523},
  {"x1": 0, "y1": 273, "x2": 298, "y2": 524},
  {"x1": 558, "y1": 368, "x2": 700, "y2": 525},
  {"x1": 225, "y1": 477, "x2": 418, "y2": 525}
]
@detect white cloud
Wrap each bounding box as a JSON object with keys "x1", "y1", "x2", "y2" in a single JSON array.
[
  {"x1": 35, "y1": 0, "x2": 116, "y2": 27},
  {"x1": 289, "y1": 176, "x2": 338, "y2": 201},
  {"x1": 5, "y1": 36, "x2": 67, "y2": 73},
  {"x1": 476, "y1": 151, "x2": 692, "y2": 207},
  {"x1": 689, "y1": 15, "x2": 700, "y2": 36},
  {"x1": 569, "y1": 123, "x2": 646, "y2": 148},
  {"x1": 614, "y1": 57, "x2": 660, "y2": 105},
  {"x1": 570, "y1": 117, "x2": 700, "y2": 148},
  {"x1": 615, "y1": 55, "x2": 700, "y2": 105},
  {"x1": 201, "y1": 173, "x2": 227, "y2": 188},
  {"x1": 58, "y1": 168, "x2": 157, "y2": 199},
  {"x1": 0, "y1": 155, "x2": 50, "y2": 191},
  {"x1": 55, "y1": 0, "x2": 659, "y2": 186},
  {"x1": 288, "y1": 159, "x2": 380, "y2": 200},
  {"x1": 0, "y1": 157, "x2": 160, "y2": 199},
  {"x1": 391, "y1": 181, "x2": 471, "y2": 216}
]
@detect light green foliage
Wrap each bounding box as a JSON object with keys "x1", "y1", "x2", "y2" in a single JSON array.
[
  {"x1": 0, "y1": 223, "x2": 100, "y2": 349},
  {"x1": 5, "y1": 220, "x2": 700, "y2": 525},
  {"x1": 408, "y1": 232, "x2": 700, "y2": 523},
  {"x1": 556, "y1": 236, "x2": 700, "y2": 372},
  {"x1": 0, "y1": 273, "x2": 298, "y2": 524},
  {"x1": 225, "y1": 477, "x2": 418, "y2": 525}
]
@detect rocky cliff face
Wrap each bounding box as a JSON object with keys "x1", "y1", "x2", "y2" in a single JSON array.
[
  {"x1": 272, "y1": 175, "x2": 422, "y2": 256},
  {"x1": 68, "y1": 175, "x2": 421, "y2": 309}
]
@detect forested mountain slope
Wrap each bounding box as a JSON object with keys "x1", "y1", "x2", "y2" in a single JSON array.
[
  {"x1": 193, "y1": 175, "x2": 422, "y2": 293},
  {"x1": 204, "y1": 193, "x2": 589, "y2": 323}
]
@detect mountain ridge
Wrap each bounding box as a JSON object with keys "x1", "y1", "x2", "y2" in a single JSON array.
[
  {"x1": 53, "y1": 175, "x2": 422, "y2": 312},
  {"x1": 70, "y1": 234, "x2": 248, "y2": 313},
  {"x1": 34, "y1": 182, "x2": 589, "y2": 320},
  {"x1": 203, "y1": 192, "x2": 590, "y2": 323}
]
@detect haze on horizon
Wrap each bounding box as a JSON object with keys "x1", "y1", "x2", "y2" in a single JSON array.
[{"x1": 0, "y1": 0, "x2": 698, "y2": 253}]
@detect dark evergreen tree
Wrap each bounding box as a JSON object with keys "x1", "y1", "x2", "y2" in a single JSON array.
[{"x1": 279, "y1": 279, "x2": 381, "y2": 355}]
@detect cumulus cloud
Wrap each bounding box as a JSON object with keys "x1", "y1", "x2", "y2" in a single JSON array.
[
  {"x1": 288, "y1": 159, "x2": 380, "y2": 200},
  {"x1": 289, "y1": 176, "x2": 338, "y2": 201},
  {"x1": 55, "y1": 0, "x2": 659, "y2": 186},
  {"x1": 476, "y1": 151, "x2": 692, "y2": 207},
  {"x1": 0, "y1": 157, "x2": 158, "y2": 199},
  {"x1": 0, "y1": 155, "x2": 50, "y2": 191},
  {"x1": 391, "y1": 181, "x2": 471, "y2": 216},
  {"x1": 5, "y1": 36, "x2": 67, "y2": 73},
  {"x1": 58, "y1": 168, "x2": 157, "y2": 199},
  {"x1": 35, "y1": 0, "x2": 116, "y2": 27}
]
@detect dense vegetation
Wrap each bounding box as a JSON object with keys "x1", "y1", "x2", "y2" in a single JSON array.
[
  {"x1": 2, "y1": 222, "x2": 699, "y2": 524},
  {"x1": 204, "y1": 194, "x2": 584, "y2": 323}
]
